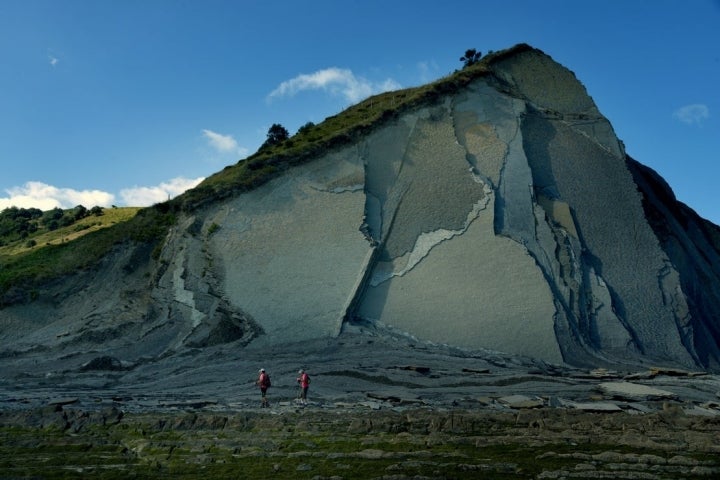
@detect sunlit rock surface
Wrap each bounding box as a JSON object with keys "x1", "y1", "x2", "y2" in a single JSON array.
[
  {"x1": 210, "y1": 150, "x2": 370, "y2": 342},
  {"x1": 190, "y1": 47, "x2": 719, "y2": 369}
]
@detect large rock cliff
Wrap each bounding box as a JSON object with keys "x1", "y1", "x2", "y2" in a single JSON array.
[{"x1": 2, "y1": 45, "x2": 720, "y2": 372}]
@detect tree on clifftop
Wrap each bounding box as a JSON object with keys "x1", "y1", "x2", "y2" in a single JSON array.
[
  {"x1": 260, "y1": 123, "x2": 289, "y2": 150},
  {"x1": 460, "y1": 48, "x2": 482, "y2": 68}
]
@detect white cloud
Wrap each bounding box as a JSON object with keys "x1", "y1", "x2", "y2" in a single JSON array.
[
  {"x1": 417, "y1": 60, "x2": 439, "y2": 83},
  {"x1": 119, "y1": 176, "x2": 204, "y2": 207},
  {"x1": 0, "y1": 181, "x2": 114, "y2": 210},
  {"x1": 202, "y1": 129, "x2": 236, "y2": 152},
  {"x1": 268, "y1": 67, "x2": 401, "y2": 104},
  {"x1": 673, "y1": 104, "x2": 709, "y2": 125},
  {"x1": 0, "y1": 177, "x2": 206, "y2": 211}
]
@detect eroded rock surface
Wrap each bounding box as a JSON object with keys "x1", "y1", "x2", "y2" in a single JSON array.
[{"x1": 2, "y1": 45, "x2": 720, "y2": 382}]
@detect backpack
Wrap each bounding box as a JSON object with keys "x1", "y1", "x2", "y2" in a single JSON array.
[{"x1": 263, "y1": 374, "x2": 271, "y2": 388}]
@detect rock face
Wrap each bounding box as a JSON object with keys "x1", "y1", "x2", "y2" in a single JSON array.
[{"x1": 2, "y1": 45, "x2": 720, "y2": 372}]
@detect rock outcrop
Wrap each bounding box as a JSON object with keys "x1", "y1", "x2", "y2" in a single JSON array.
[{"x1": 2, "y1": 44, "x2": 720, "y2": 373}]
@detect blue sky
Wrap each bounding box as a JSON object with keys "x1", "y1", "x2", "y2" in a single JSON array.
[{"x1": 1, "y1": 1, "x2": 718, "y2": 225}]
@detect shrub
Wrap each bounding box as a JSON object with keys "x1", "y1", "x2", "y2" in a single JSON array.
[
  {"x1": 260, "y1": 123, "x2": 290, "y2": 150},
  {"x1": 460, "y1": 48, "x2": 482, "y2": 68}
]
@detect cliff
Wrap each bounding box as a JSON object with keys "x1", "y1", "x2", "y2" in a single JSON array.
[{"x1": 2, "y1": 44, "x2": 720, "y2": 373}]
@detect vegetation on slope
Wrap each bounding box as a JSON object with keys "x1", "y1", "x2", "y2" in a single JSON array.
[
  {"x1": 0, "y1": 205, "x2": 133, "y2": 253},
  {"x1": 177, "y1": 46, "x2": 528, "y2": 211},
  {"x1": 0, "y1": 44, "x2": 533, "y2": 303},
  {"x1": 0, "y1": 205, "x2": 174, "y2": 304}
]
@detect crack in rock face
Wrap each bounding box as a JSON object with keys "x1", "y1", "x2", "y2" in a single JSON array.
[{"x1": 370, "y1": 191, "x2": 492, "y2": 287}]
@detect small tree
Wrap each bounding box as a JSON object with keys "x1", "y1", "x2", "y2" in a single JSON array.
[
  {"x1": 297, "y1": 121, "x2": 315, "y2": 135},
  {"x1": 72, "y1": 204, "x2": 88, "y2": 221},
  {"x1": 260, "y1": 123, "x2": 289, "y2": 150},
  {"x1": 460, "y1": 48, "x2": 482, "y2": 68}
]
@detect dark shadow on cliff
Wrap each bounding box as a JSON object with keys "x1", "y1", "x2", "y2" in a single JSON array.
[
  {"x1": 627, "y1": 157, "x2": 720, "y2": 368},
  {"x1": 519, "y1": 110, "x2": 642, "y2": 364}
]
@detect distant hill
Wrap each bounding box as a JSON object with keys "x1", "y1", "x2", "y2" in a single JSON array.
[{"x1": 0, "y1": 205, "x2": 138, "y2": 253}]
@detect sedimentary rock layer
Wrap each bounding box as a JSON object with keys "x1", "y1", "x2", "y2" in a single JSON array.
[{"x1": 3, "y1": 45, "x2": 719, "y2": 372}]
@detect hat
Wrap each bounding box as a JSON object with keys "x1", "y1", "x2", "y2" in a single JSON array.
[
  {"x1": 298, "y1": 369, "x2": 304, "y2": 374},
  {"x1": 260, "y1": 368, "x2": 265, "y2": 372}
]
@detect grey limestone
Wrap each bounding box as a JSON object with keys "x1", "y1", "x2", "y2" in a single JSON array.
[
  {"x1": 598, "y1": 381, "x2": 678, "y2": 401},
  {"x1": 1, "y1": 45, "x2": 719, "y2": 379},
  {"x1": 211, "y1": 149, "x2": 370, "y2": 343}
]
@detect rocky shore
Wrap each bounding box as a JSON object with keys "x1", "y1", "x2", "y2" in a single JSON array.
[
  {"x1": 2, "y1": 402, "x2": 720, "y2": 479},
  {"x1": 2, "y1": 332, "x2": 720, "y2": 478}
]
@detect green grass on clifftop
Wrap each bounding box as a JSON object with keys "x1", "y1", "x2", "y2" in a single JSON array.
[{"x1": 178, "y1": 46, "x2": 526, "y2": 210}]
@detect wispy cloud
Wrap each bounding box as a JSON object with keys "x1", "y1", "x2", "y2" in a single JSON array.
[
  {"x1": 47, "y1": 49, "x2": 60, "y2": 67},
  {"x1": 202, "y1": 129, "x2": 237, "y2": 152},
  {"x1": 119, "y1": 176, "x2": 204, "y2": 206},
  {"x1": 202, "y1": 129, "x2": 248, "y2": 157},
  {"x1": 673, "y1": 104, "x2": 710, "y2": 125},
  {"x1": 268, "y1": 67, "x2": 401, "y2": 104},
  {"x1": 417, "y1": 60, "x2": 439, "y2": 83},
  {"x1": 0, "y1": 182, "x2": 114, "y2": 210}
]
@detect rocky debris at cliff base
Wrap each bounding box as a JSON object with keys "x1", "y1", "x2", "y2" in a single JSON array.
[
  {"x1": 2, "y1": 333, "x2": 719, "y2": 418},
  {"x1": 598, "y1": 381, "x2": 679, "y2": 401}
]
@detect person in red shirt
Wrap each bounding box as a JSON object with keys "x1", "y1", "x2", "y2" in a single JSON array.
[
  {"x1": 296, "y1": 369, "x2": 310, "y2": 406},
  {"x1": 256, "y1": 368, "x2": 270, "y2": 408}
]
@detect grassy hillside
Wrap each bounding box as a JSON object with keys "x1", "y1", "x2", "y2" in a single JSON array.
[
  {"x1": 0, "y1": 205, "x2": 175, "y2": 303},
  {"x1": 0, "y1": 44, "x2": 532, "y2": 303},
  {"x1": 0, "y1": 206, "x2": 140, "y2": 256}
]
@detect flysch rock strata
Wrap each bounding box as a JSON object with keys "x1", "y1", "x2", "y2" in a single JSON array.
[
  {"x1": 209, "y1": 149, "x2": 370, "y2": 342},
  {"x1": 2, "y1": 44, "x2": 720, "y2": 381}
]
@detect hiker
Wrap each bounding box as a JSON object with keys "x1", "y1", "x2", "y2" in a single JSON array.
[
  {"x1": 256, "y1": 368, "x2": 271, "y2": 408},
  {"x1": 296, "y1": 369, "x2": 310, "y2": 405}
]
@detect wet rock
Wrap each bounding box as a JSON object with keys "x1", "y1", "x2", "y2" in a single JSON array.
[
  {"x1": 562, "y1": 400, "x2": 623, "y2": 412},
  {"x1": 159, "y1": 399, "x2": 219, "y2": 409},
  {"x1": 498, "y1": 394, "x2": 545, "y2": 409},
  {"x1": 626, "y1": 403, "x2": 655, "y2": 414},
  {"x1": 367, "y1": 393, "x2": 402, "y2": 404},
  {"x1": 684, "y1": 405, "x2": 720, "y2": 417},
  {"x1": 392, "y1": 365, "x2": 431, "y2": 374},
  {"x1": 598, "y1": 382, "x2": 678, "y2": 401},
  {"x1": 624, "y1": 371, "x2": 657, "y2": 381},
  {"x1": 649, "y1": 367, "x2": 707, "y2": 377},
  {"x1": 80, "y1": 356, "x2": 128, "y2": 371},
  {"x1": 48, "y1": 397, "x2": 79, "y2": 406},
  {"x1": 588, "y1": 368, "x2": 621, "y2": 378},
  {"x1": 462, "y1": 367, "x2": 491, "y2": 374}
]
